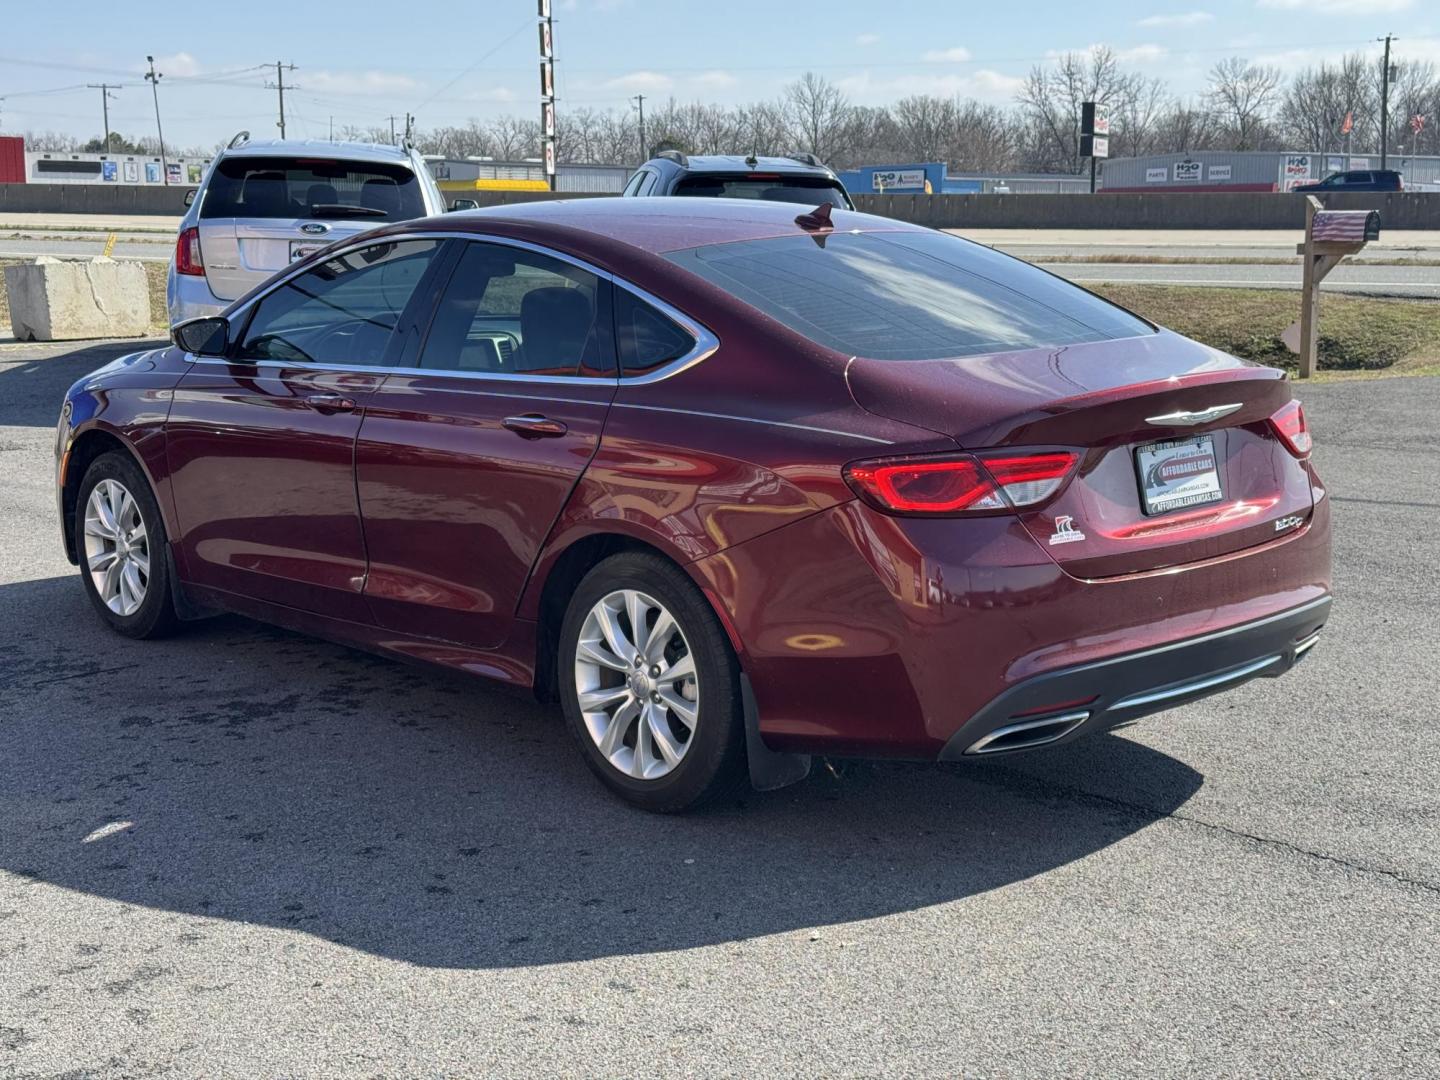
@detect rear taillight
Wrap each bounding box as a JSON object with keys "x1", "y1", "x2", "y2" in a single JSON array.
[
  {"x1": 844, "y1": 450, "x2": 1078, "y2": 516},
  {"x1": 1269, "y1": 400, "x2": 1312, "y2": 458},
  {"x1": 175, "y1": 226, "x2": 204, "y2": 276}
]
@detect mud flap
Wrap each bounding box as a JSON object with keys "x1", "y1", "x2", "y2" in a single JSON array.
[{"x1": 741, "y1": 673, "x2": 810, "y2": 791}]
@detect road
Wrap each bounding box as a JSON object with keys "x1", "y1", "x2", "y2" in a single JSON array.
[
  {"x1": 1, "y1": 338, "x2": 1436, "y2": 1077},
  {"x1": 1037, "y1": 260, "x2": 1440, "y2": 297}
]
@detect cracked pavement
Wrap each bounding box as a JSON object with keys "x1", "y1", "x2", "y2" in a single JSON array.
[{"x1": 0, "y1": 341, "x2": 1436, "y2": 1077}]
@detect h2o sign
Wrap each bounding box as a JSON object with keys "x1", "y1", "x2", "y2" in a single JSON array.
[{"x1": 1173, "y1": 160, "x2": 1202, "y2": 183}]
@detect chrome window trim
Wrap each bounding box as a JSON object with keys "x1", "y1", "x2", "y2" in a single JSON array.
[{"x1": 210, "y1": 230, "x2": 719, "y2": 388}]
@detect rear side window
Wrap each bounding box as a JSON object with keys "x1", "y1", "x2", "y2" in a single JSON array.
[
  {"x1": 201, "y1": 155, "x2": 425, "y2": 222},
  {"x1": 236, "y1": 240, "x2": 441, "y2": 366},
  {"x1": 674, "y1": 174, "x2": 850, "y2": 208},
  {"x1": 615, "y1": 289, "x2": 696, "y2": 375},
  {"x1": 666, "y1": 231, "x2": 1152, "y2": 361},
  {"x1": 417, "y1": 241, "x2": 612, "y2": 377}
]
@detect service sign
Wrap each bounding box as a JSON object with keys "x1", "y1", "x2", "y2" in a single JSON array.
[
  {"x1": 1173, "y1": 160, "x2": 1202, "y2": 183},
  {"x1": 1350, "y1": 156, "x2": 1371, "y2": 170},
  {"x1": 543, "y1": 139, "x2": 556, "y2": 176},
  {"x1": 1207, "y1": 164, "x2": 1232, "y2": 182},
  {"x1": 1081, "y1": 134, "x2": 1109, "y2": 159},
  {"x1": 871, "y1": 168, "x2": 926, "y2": 191},
  {"x1": 1327, "y1": 156, "x2": 1345, "y2": 173},
  {"x1": 1283, "y1": 154, "x2": 1312, "y2": 179},
  {"x1": 101, "y1": 161, "x2": 117, "y2": 182},
  {"x1": 1145, "y1": 167, "x2": 1168, "y2": 184}
]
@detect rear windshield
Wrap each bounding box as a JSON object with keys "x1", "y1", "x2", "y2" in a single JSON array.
[
  {"x1": 200, "y1": 156, "x2": 424, "y2": 222},
  {"x1": 674, "y1": 173, "x2": 850, "y2": 208},
  {"x1": 665, "y1": 231, "x2": 1153, "y2": 361}
]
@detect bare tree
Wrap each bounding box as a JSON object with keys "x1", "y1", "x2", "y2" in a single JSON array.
[
  {"x1": 782, "y1": 72, "x2": 853, "y2": 163},
  {"x1": 1111, "y1": 76, "x2": 1168, "y2": 158},
  {"x1": 1018, "y1": 47, "x2": 1145, "y2": 172},
  {"x1": 1207, "y1": 57, "x2": 1281, "y2": 150}
]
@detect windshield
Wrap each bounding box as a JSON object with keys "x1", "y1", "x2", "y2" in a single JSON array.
[
  {"x1": 667, "y1": 231, "x2": 1153, "y2": 361},
  {"x1": 200, "y1": 156, "x2": 424, "y2": 222},
  {"x1": 674, "y1": 173, "x2": 852, "y2": 208}
]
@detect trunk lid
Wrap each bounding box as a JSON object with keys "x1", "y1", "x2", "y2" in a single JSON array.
[
  {"x1": 198, "y1": 218, "x2": 374, "y2": 302},
  {"x1": 846, "y1": 331, "x2": 1315, "y2": 577}
]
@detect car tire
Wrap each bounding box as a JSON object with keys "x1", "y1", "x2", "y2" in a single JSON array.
[
  {"x1": 559, "y1": 551, "x2": 747, "y2": 812},
  {"x1": 75, "y1": 451, "x2": 181, "y2": 640}
]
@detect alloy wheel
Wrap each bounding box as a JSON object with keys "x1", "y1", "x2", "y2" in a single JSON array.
[
  {"x1": 83, "y1": 478, "x2": 150, "y2": 617},
  {"x1": 574, "y1": 588, "x2": 699, "y2": 780}
]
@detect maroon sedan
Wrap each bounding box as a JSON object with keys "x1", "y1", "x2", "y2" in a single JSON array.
[{"x1": 56, "y1": 198, "x2": 1330, "y2": 811}]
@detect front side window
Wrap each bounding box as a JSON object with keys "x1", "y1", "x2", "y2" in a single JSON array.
[
  {"x1": 236, "y1": 240, "x2": 441, "y2": 366},
  {"x1": 417, "y1": 241, "x2": 612, "y2": 377},
  {"x1": 622, "y1": 170, "x2": 647, "y2": 196},
  {"x1": 615, "y1": 288, "x2": 696, "y2": 376},
  {"x1": 666, "y1": 231, "x2": 1152, "y2": 362},
  {"x1": 200, "y1": 156, "x2": 426, "y2": 222}
]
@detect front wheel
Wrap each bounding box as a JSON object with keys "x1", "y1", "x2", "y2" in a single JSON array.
[
  {"x1": 76, "y1": 451, "x2": 181, "y2": 639},
  {"x1": 558, "y1": 552, "x2": 747, "y2": 812}
]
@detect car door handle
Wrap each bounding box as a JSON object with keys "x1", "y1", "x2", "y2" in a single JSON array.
[
  {"x1": 502, "y1": 414, "x2": 568, "y2": 439},
  {"x1": 304, "y1": 393, "x2": 357, "y2": 414}
]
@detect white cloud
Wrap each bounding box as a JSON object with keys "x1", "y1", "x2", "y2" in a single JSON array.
[
  {"x1": 856, "y1": 33, "x2": 881, "y2": 47},
  {"x1": 1118, "y1": 43, "x2": 1169, "y2": 63},
  {"x1": 1258, "y1": 0, "x2": 1412, "y2": 11},
  {"x1": 605, "y1": 70, "x2": 675, "y2": 93},
  {"x1": 922, "y1": 46, "x2": 973, "y2": 63},
  {"x1": 692, "y1": 70, "x2": 738, "y2": 89},
  {"x1": 145, "y1": 51, "x2": 202, "y2": 78},
  {"x1": 838, "y1": 68, "x2": 1023, "y2": 104},
  {"x1": 308, "y1": 70, "x2": 419, "y2": 97},
  {"x1": 1137, "y1": 10, "x2": 1213, "y2": 27}
]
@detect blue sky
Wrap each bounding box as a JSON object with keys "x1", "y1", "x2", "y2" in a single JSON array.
[{"x1": 0, "y1": 0, "x2": 1436, "y2": 148}]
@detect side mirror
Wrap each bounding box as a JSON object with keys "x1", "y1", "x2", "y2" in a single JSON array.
[
  {"x1": 173, "y1": 315, "x2": 229, "y2": 357},
  {"x1": 183, "y1": 189, "x2": 197, "y2": 207},
  {"x1": 450, "y1": 198, "x2": 479, "y2": 212}
]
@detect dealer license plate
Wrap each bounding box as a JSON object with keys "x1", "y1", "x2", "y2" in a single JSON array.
[
  {"x1": 290, "y1": 240, "x2": 326, "y2": 262},
  {"x1": 1135, "y1": 434, "x2": 1224, "y2": 515}
]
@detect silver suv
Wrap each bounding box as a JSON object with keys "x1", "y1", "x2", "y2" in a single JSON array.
[{"x1": 167, "y1": 136, "x2": 448, "y2": 324}]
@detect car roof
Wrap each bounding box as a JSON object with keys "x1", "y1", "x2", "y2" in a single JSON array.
[
  {"x1": 219, "y1": 139, "x2": 415, "y2": 165},
  {"x1": 438, "y1": 195, "x2": 922, "y2": 254},
  {"x1": 655, "y1": 154, "x2": 838, "y2": 177}
]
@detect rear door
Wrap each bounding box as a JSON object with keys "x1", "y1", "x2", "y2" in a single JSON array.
[
  {"x1": 197, "y1": 155, "x2": 428, "y2": 301},
  {"x1": 355, "y1": 238, "x2": 618, "y2": 649},
  {"x1": 166, "y1": 238, "x2": 448, "y2": 618}
]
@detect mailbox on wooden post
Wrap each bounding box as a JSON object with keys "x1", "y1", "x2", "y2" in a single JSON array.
[{"x1": 1295, "y1": 196, "x2": 1381, "y2": 379}]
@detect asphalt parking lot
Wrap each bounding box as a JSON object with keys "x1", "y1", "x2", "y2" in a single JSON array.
[{"x1": 1, "y1": 341, "x2": 1438, "y2": 1077}]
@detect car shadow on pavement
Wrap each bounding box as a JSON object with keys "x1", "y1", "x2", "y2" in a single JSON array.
[
  {"x1": 0, "y1": 339, "x2": 168, "y2": 428},
  {"x1": 0, "y1": 574, "x2": 1203, "y2": 971}
]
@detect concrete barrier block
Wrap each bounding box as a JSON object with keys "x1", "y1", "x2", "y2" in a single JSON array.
[{"x1": 3, "y1": 256, "x2": 151, "y2": 341}]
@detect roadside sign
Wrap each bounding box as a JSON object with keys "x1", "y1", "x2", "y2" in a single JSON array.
[
  {"x1": 539, "y1": 21, "x2": 553, "y2": 58},
  {"x1": 540, "y1": 60, "x2": 554, "y2": 99},
  {"x1": 538, "y1": 0, "x2": 550, "y2": 15},
  {"x1": 1326, "y1": 155, "x2": 1345, "y2": 173},
  {"x1": 1207, "y1": 163, "x2": 1232, "y2": 182},
  {"x1": 1080, "y1": 134, "x2": 1109, "y2": 159},
  {"x1": 1145, "y1": 167, "x2": 1168, "y2": 184},
  {"x1": 1093, "y1": 116, "x2": 1110, "y2": 136},
  {"x1": 871, "y1": 168, "x2": 926, "y2": 191},
  {"x1": 542, "y1": 101, "x2": 556, "y2": 138},
  {"x1": 1350, "y1": 156, "x2": 1371, "y2": 169},
  {"x1": 543, "y1": 139, "x2": 556, "y2": 176},
  {"x1": 1173, "y1": 160, "x2": 1202, "y2": 183}
]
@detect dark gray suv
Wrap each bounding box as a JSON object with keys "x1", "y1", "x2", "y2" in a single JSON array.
[{"x1": 622, "y1": 152, "x2": 854, "y2": 208}]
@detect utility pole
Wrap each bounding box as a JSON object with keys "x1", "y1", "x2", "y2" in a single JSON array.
[
  {"x1": 632, "y1": 94, "x2": 646, "y2": 165},
  {"x1": 1379, "y1": 34, "x2": 1395, "y2": 171},
  {"x1": 403, "y1": 112, "x2": 415, "y2": 146},
  {"x1": 388, "y1": 114, "x2": 398, "y2": 144},
  {"x1": 86, "y1": 84, "x2": 120, "y2": 152},
  {"x1": 144, "y1": 56, "x2": 169, "y2": 184},
  {"x1": 328, "y1": 115, "x2": 333, "y2": 141},
  {"x1": 266, "y1": 61, "x2": 298, "y2": 139}
]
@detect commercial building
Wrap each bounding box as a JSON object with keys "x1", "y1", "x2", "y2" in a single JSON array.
[
  {"x1": 835, "y1": 162, "x2": 1089, "y2": 195},
  {"x1": 1101, "y1": 150, "x2": 1440, "y2": 192}
]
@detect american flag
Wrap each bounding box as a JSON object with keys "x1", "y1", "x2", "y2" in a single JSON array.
[{"x1": 1312, "y1": 211, "x2": 1373, "y2": 244}]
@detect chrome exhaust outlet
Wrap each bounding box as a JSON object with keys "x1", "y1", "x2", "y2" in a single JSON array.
[{"x1": 964, "y1": 711, "x2": 1090, "y2": 756}]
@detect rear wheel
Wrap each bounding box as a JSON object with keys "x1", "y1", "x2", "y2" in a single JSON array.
[
  {"x1": 559, "y1": 552, "x2": 746, "y2": 812},
  {"x1": 76, "y1": 452, "x2": 180, "y2": 639}
]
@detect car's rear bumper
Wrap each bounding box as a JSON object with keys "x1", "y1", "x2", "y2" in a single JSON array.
[
  {"x1": 166, "y1": 267, "x2": 229, "y2": 326},
  {"x1": 938, "y1": 595, "x2": 1329, "y2": 759}
]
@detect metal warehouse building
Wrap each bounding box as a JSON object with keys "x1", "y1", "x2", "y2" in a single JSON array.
[
  {"x1": 837, "y1": 162, "x2": 1089, "y2": 195},
  {"x1": 1101, "y1": 150, "x2": 1440, "y2": 192}
]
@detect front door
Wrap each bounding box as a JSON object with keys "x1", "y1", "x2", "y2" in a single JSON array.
[
  {"x1": 166, "y1": 238, "x2": 447, "y2": 619},
  {"x1": 356, "y1": 238, "x2": 618, "y2": 648}
]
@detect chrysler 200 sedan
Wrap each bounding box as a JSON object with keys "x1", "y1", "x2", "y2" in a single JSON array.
[{"x1": 56, "y1": 198, "x2": 1331, "y2": 812}]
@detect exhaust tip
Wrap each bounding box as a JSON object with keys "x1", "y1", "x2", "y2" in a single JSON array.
[{"x1": 964, "y1": 711, "x2": 1090, "y2": 756}]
